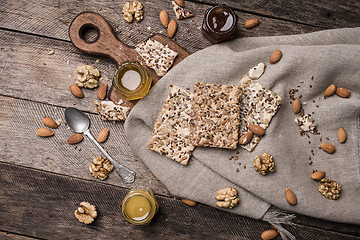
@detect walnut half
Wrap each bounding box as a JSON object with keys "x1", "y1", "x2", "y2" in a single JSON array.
[
  {"x1": 318, "y1": 178, "x2": 341, "y2": 200},
  {"x1": 122, "y1": 0, "x2": 144, "y2": 23},
  {"x1": 74, "y1": 65, "x2": 100, "y2": 89},
  {"x1": 74, "y1": 202, "x2": 97, "y2": 224},
  {"x1": 89, "y1": 156, "x2": 114, "y2": 180},
  {"x1": 215, "y1": 187, "x2": 240, "y2": 209},
  {"x1": 253, "y1": 152, "x2": 276, "y2": 176}
]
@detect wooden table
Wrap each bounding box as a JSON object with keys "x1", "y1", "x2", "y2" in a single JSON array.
[{"x1": 0, "y1": 0, "x2": 359, "y2": 239}]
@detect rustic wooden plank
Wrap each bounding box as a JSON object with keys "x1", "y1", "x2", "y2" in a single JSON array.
[
  {"x1": 0, "y1": 0, "x2": 321, "y2": 54},
  {"x1": 0, "y1": 94, "x2": 169, "y2": 195},
  {"x1": 0, "y1": 231, "x2": 40, "y2": 240},
  {"x1": 190, "y1": 0, "x2": 360, "y2": 29},
  {"x1": 1, "y1": 161, "x2": 359, "y2": 240}
]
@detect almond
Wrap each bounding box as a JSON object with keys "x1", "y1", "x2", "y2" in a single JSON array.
[
  {"x1": 168, "y1": 20, "x2": 177, "y2": 38},
  {"x1": 338, "y1": 127, "x2": 347, "y2": 143},
  {"x1": 97, "y1": 83, "x2": 108, "y2": 100},
  {"x1": 336, "y1": 87, "x2": 351, "y2": 98},
  {"x1": 248, "y1": 124, "x2": 265, "y2": 136},
  {"x1": 239, "y1": 132, "x2": 253, "y2": 145},
  {"x1": 42, "y1": 117, "x2": 58, "y2": 129},
  {"x1": 67, "y1": 133, "x2": 83, "y2": 144},
  {"x1": 70, "y1": 84, "x2": 83, "y2": 98},
  {"x1": 285, "y1": 188, "x2": 297, "y2": 205},
  {"x1": 159, "y1": 10, "x2": 169, "y2": 27},
  {"x1": 36, "y1": 128, "x2": 54, "y2": 137},
  {"x1": 97, "y1": 128, "x2": 109, "y2": 143},
  {"x1": 181, "y1": 198, "x2": 197, "y2": 207},
  {"x1": 244, "y1": 19, "x2": 260, "y2": 29},
  {"x1": 261, "y1": 229, "x2": 278, "y2": 240},
  {"x1": 293, "y1": 98, "x2": 302, "y2": 114},
  {"x1": 174, "y1": 0, "x2": 185, "y2": 7},
  {"x1": 269, "y1": 50, "x2": 282, "y2": 64},
  {"x1": 311, "y1": 171, "x2": 325, "y2": 180},
  {"x1": 320, "y1": 142, "x2": 335, "y2": 154},
  {"x1": 323, "y1": 84, "x2": 336, "y2": 98}
]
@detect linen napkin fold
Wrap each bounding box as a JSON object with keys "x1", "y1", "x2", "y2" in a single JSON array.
[{"x1": 124, "y1": 27, "x2": 360, "y2": 226}]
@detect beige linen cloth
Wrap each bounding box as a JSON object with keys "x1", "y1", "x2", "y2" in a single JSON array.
[{"x1": 124, "y1": 27, "x2": 360, "y2": 229}]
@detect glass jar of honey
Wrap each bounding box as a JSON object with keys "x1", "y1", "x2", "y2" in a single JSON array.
[
  {"x1": 201, "y1": 5, "x2": 239, "y2": 44},
  {"x1": 121, "y1": 189, "x2": 159, "y2": 225},
  {"x1": 113, "y1": 61, "x2": 152, "y2": 101}
]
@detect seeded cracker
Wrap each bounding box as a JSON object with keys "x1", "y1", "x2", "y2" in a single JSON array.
[
  {"x1": 239, "y1": 75, "x2": 282, "y2": 152},
  {"x1": 147, "y1": 86, "x2": 194, "y2": 165},
  {"x1": 135, "y1": 39, "x2": 178, "y2": 77},
  {"x1": 190, "y1": 82, "x2": 242, "y2": 149}
]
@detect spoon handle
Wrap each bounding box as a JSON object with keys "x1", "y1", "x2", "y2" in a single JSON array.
[{"x1": 84, "y1": 129, "x2": 136, "y2": 184}]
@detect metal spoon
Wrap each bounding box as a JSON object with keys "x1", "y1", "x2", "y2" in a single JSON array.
[{"x1": 64, "y1": 107, "x2": 135, "y2": 183}]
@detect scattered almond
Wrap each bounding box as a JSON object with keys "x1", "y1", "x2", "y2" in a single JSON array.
[
  {"x1": 239, "y1": 132, "x2": 253, "y2": 145},
  {"x1": 244, "y1": 19, "x2": 260, "y2": 29},
  {"x1": 42, "y1": 117, "x2": 58, "y2": 129},
  {"x1": 285, "y1": 188, "x2": 297, "y2": 205},
  {"x1": 97, "y1": 128, "x2": 109, "y2": 143},
  {"x1": 293, "y1": 98, "x2": 302, "y2": 114},
  {"x1": 70, "y1": 84, "x2": 84, "y2": 98},
  {"x1": 248, "y1": 124, "x2": 265, "y2": 136},
  {"x1": 269, "y1": 50, "x2": 282, "y2": 64},
  {"x1": 181, "y1": 198, "x2": 197, "y2": 207},
  {"x1": 168, "y1": 20, "x2": 177, "y2": 38},
  {"x1": 67, "y1": 133, "x2": 83, "y2": 145},
  {"x1": 174, "y1": 0, "x2": 185, "y2": 7},
  {"x1": 311, "y1": 171, "x2": 325, "y2": 180},
  {"x1": 159, "y1": 10, "x2": 169, "y2": 27},
  {"x1": 324, "y1": 84, "x2": 336, "y2": 98},
  {"x1": 338, "y1": 128, "x2": 347, "y2": 143},
  {"x1": 320, "y1": 143, "x2": 335, "y2": 154},
  {"x1": 36, "y1": 128, "x2": 54, "y2": 137},
  {"x1": 336, "y1": 87, "x2": 351, "y2": 98},
  {"x1": 261, "y1": 229, "x2": 278, "y2": 240},
  {"x1": 97, "y1": 83, "x2": 108, "y2": 100}
]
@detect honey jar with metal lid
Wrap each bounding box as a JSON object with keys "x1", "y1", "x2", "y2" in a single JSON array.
[
  {"x1": 113, "y1": 61, "x2": 152, "y2": 101},
  {"x1": 201, "y1": 5, "x2": 239, "y2": 44}
]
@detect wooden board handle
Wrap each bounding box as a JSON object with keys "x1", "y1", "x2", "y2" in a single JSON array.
[{"x1": 69, "y1": 11, "x2": 136, "y2": 65}]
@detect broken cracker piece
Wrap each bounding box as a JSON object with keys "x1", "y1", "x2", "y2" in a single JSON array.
[
  {"x1": 239, "y1": 75, "x2": 282, "y2": 152},
  {"x1": 190, "y1": 82, "x2": 242, "y2": 149},
  {"x1": 94, "y1": 100, "x2": 130, "y2": 121},
  {"x1": 295, "y1": 114, "x2": 317, "y2": 133},
  {"x1": 147, "y1": 86, "x2": 194, "y2": 165},
  {"x1": 172, "y1": 1, "x2": 194, "y2": 20},
  {"x1": 135, "y1": 39, "x2": 178, "y2": 77}
]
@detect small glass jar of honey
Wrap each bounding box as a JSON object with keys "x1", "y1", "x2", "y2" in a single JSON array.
[
  {"x1": 113, "y1": 61, "x2": 152, "y2": 101},
  {"x1": 201, "y1": 5, "x2": 239, "y2": 44},
  {"x1": 121, "y1": 189, "x2": 159, "y2": 225}
]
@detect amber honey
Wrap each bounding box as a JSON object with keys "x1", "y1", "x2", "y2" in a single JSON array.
[
  {"x1": 121, "y1": 189, "x2": 159, "y2": 225},
  {"x1": 113, "y1": 62, "x2": 152, "y2": 101}
]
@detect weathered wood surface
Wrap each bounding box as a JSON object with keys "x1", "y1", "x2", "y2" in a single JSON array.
[
  {"x1": 0, "y1": 0, "x2": 359, "y2": 239},
  {"x1": 189, "y1": 0, "x2": 360, "y2": 28},
  {"x1": 1, "y1": 162, "x2": 359, "y2": 240}
]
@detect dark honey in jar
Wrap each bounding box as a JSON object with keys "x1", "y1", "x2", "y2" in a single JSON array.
[{"x1": 201, "y1": 5, "x2": 239, "y2": 44}]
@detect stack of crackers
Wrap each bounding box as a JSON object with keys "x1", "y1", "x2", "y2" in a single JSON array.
[{"x1": 147, "y1": 75, "x2": 282, "y2": 165}]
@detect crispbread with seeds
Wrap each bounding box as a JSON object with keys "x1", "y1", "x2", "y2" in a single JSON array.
[
  {"x1": 147, "y1": 86, "x2": 194, "y2": 165},
  {"x1": 172, "y1": 1, "x2": 194, "y2": 20},
  {"x1": 239, "y1": 75, "x2": 282, "y2": 152},
  {"x1": 135, "y1": 39, "x2": 178, "y2": 77},
  {"x1": 190, "y1": 82, "x2": 242, "y2": 149}
]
